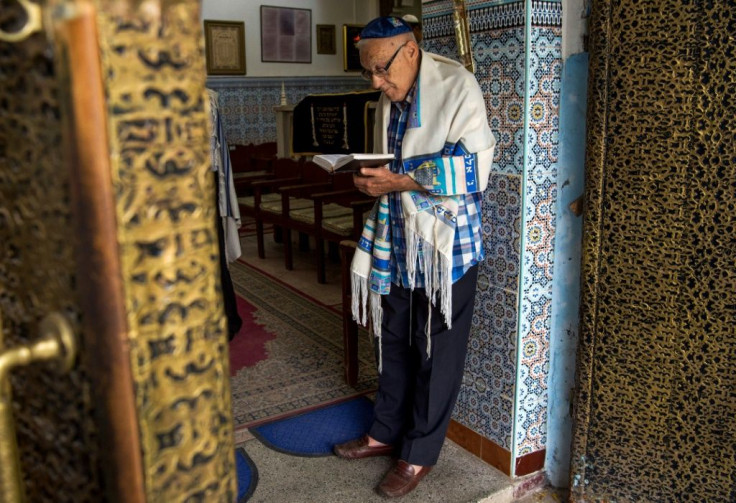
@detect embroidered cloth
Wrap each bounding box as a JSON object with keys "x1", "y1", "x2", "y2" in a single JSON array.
[{"x1": 351, "y1": 52, "x2": 496, "y2": 368}]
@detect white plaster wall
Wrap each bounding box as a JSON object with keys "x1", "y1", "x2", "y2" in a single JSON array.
[
  {"x1": 562, "y1": 0, "x2": 588, "y2": 60},
  {"x1": 200, "y1": 0, "x2": 379, "y2": 77}
]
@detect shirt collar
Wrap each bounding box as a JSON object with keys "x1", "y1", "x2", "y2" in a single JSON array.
[{"x1": 393, "y1": 80, "x2": 418, "y2": 111}]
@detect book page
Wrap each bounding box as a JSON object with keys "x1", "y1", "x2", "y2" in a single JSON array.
[
  {"x1": 313, "y1": 153, "x2": 393, "y2": 173},
  {"x1": 312, "y1": 154, "x2": 346, "y2": 171}
]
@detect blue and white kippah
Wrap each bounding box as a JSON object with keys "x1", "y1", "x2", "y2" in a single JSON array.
[{"x1": 359, "y1": 17, "x2": 412, "y2": 40}]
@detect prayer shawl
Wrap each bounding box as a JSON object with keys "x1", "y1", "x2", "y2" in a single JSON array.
[
  {"x1": 207, "y1": 89, "x2": 242, "y2": 263},
  {"x1": 351, "y1": 51, "x2": 495, "y2": 370}
]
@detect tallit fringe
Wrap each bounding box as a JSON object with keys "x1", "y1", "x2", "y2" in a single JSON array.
[
  {"x1": 351, "y1": 272, "x2": 386, "y2": 373},
  {"x1": 406, "y1": 229, "x2": 420, "y2": 290},
  {"x1": 370, "y1": 291, "x2": 384, "y2": 373},
  {"x1": 405, "y1": 226, "x2": 454, "y2": 360},
  {"x1": 351, "y1": 273, "x2": 368, "y2": 326}
]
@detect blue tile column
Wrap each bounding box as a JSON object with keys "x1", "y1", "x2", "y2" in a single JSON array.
[{"x1": 423, "y1": 0, "x2": 564, "y2": 477}]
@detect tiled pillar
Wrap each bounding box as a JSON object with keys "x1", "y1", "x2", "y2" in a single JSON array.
[{"x1": 423, "y1": 0, "x2": 562, "y2": 478}]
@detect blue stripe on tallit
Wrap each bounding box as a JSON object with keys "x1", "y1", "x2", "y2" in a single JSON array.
[
  {"x1": 371, "y1": 257, "x2": 391, "y2": 270},
  {"x1": 358, "y1": 235, "x2": 374, "y2": 252},
  {"x1": 449, "y1": 156, "x2": 457, "y2": 194},
  {"x1": 369, "y1": 277, "x2": 392, "y2": 294},
  {"x1": 463, "y1": 153, "x2": 478, "y2": 190},
  {"x1": 449, "y1": 141, "x2": 471, "y2": 155}
]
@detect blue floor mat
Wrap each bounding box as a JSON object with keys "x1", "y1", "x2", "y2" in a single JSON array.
[
  {"x1": 236, "y1": 447, "x2": 258, "y2": 502},
  {"x1": 251, "y1": 396, "x2": 374, "y2": 456}
]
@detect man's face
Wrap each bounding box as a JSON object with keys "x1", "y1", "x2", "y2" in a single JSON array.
[{"x1": 359, "y1": 38, "x2": 417, "y2": 102}]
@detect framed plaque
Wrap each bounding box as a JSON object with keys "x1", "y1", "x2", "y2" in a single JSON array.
[
  {"x1": 204, "y1": 20, "x2": 246, "y2": 75},
  {"x1": 316, "y1": 24, "x2": 336, "y2": 55}
]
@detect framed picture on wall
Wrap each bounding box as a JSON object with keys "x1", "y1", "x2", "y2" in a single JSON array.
[
  {"x1": 342, "y1": 24, "x2": 364, "y2": 72},
  {"x1": 203, "y1": 20, "x2": 246, "y2": 75},
  {"x1": 316, "y1": 24, "x2": 336, "y2": 54},
  {"x1": 260, "y1": 6, "x2": 312, "y2": 63}
]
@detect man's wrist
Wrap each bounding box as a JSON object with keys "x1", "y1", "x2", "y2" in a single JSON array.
[{"x1": 399, "y1": 173, "x2": 425, "y2": 192}]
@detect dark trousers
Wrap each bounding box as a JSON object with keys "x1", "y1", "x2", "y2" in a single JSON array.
[
  {"x1": 214, "y1": 172, "x2": 242, "y2": 340},
  {"x1": 368, "y1": 265, "x2": 479, "y2": 466}
]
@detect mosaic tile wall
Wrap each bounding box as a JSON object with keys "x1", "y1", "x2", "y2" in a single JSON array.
[
  {"x1": 423, "y1": 0, "x2": 562, "y2": 463},
  {"x1": 206, "y1": 76, "x2": 369, "y2": 146},
  {"x1": 517, "y1": 24, "x2": 561, "y2": 456}
]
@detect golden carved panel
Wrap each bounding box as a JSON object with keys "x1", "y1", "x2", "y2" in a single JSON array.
[
  {"x1": 93, "y1": 0, "x2": 236, "y2": 500},
  {"x1": 571, "y1": 0, "x2": 735, "y2": 501},
  {"x1": 0, "y1": 6, "x2": 102, "y2": 502}
]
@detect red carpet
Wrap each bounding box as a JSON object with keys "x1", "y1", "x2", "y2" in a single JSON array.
[
  {"x1": 227, "y1": 260, "x2": 378, "y2": 430},
  {"x1": 229, "y1": 295, "x2": 277, "y2": 375}
]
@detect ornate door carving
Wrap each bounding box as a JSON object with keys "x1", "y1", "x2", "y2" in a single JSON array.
[
  {"x1": 571, "y1": 1, "x2": 735, "y2": 501},
  {"x1": 0, "y1": 0, "x2": 235, "y2": 501}
]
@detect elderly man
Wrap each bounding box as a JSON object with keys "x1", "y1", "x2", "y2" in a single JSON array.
[
  {"x1": 402, "y1": 13, "x2": 423, "y2": 43},
  {"x1": 333, "y1": 17, "x2": 496, "y2": 498}
]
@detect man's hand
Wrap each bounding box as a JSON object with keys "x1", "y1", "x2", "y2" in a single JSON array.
[{"x1": 353, "y1": 166, "x2": 423, "y2": 197}]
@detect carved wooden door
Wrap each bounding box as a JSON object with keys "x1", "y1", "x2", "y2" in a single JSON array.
[
  {"x1": 0, "y1": 0, "x2": 235, "y2": 501},
  {"x1": 571, "y1": 1, "x2": 735, "y2": 501}
]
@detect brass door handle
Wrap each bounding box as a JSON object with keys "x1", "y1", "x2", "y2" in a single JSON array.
[
  {"x1": 0, "y1": 0, "x2": 43, "y2": 43},
  {"x1": 0, "y1": 312, "x2": 78, "y2": 503}
]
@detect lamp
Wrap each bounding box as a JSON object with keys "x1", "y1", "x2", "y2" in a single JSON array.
[{"x1": 453, "y1": 0, "x2": 474, "y2": 73}]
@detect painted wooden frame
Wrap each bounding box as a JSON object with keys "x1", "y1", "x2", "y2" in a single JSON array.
[
  {"x1": 342, "y1": 24, "x2": 364, "y2": 72},
  {"x1": 204, "y1": 20, "x2": 246, "y2": 75},
  {"x1": 316, "y1": 24, "x2": 336, "y2": 54}
]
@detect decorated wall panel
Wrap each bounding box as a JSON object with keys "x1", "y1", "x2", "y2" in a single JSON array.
[
  {"x1": 426, "y1": 20, "x2": 527, "y2": 451},
  {"x1": 207, "y1": 77, "x2": 369, "y2": 145},
  {"x1": 0, "y1": 6, "x2": 102, "y2": 502},
  {"x1": 571, "y1": 0, "x2": 736, "y2": 500},
  {"x1": 95, "y1": 0, "x2": 236, "y2": 500},
  {"x1": 516, "y1": 24, "x2": 561, "y2": 455},
  {"x1": 423, "y1": 0, "x2": 562, "y2": 463}
]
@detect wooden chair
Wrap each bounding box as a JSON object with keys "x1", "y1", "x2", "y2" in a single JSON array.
[
  {"x1": 237, "y1": 157, "x2": 304, "y2": 257},
  {"x1": 339, "y1": 240, "x2": 360, "y2": 386},
  {"x1": 251, "y1": 141, "x2": 277, "y2": 171},
  {"x1": 284, "y1": 169, "x2": 375, "y2": 282},
  {"x1": 309, "y1": 190, "x2": 375, "y2": 284},
  {"x1": 251, "y1": 159, "x2": 351, "y2": 269},
  {"x1": 243, "y1": 157, "x2": 373, "y2": 278},
  {"x1": 229, "y1": 143, "x2": 256, "y2": 172},
  {"x1": 272, "y1": 160, "x2": 334, "y2": 270},
  {"x1": 230, "y1": 142, "x2": 279, "y2": 195}
]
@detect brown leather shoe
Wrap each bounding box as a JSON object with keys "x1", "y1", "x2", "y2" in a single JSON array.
[
  {"x1": 333, "y1": 435, "x2": 394, "y2": 460},
  {"x1": 376, "y1": 460, "x2": 433, "y2": 498}
]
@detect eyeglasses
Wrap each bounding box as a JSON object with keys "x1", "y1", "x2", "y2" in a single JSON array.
[{"x1": 361, "y1": 42, "x2": 408, "y2": 81}]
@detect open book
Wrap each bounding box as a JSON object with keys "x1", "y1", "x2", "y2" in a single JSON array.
[{"x1": 312, "y1": 153, "x2": 394, "y2": 173}]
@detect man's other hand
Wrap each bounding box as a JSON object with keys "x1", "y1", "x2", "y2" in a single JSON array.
[{"x1": 353, "y1": 166, "x2": 422, "y2": 197}]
